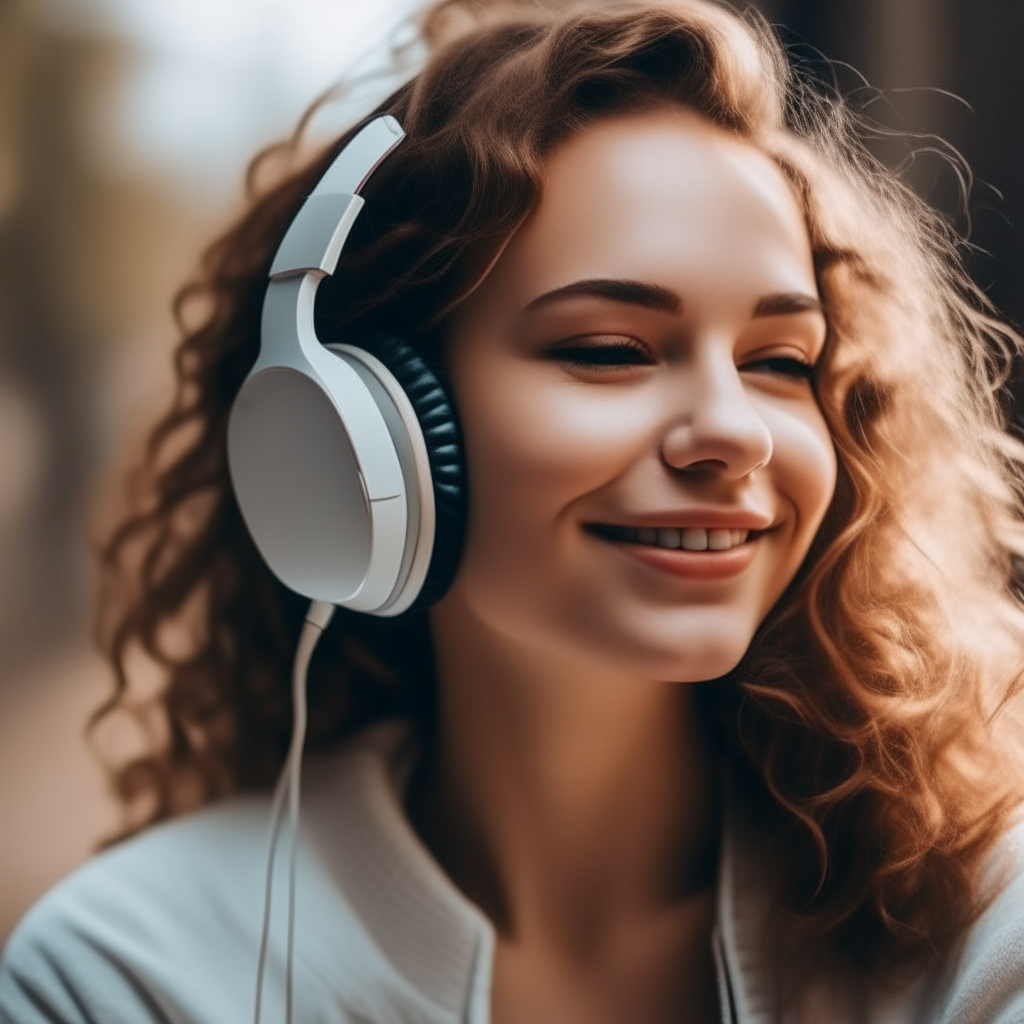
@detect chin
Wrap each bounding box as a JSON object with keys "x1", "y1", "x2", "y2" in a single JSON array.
[
  {"x1": 594, "y1": 601, "x2": 762, "y2": 681},
  {"x1": 648, "y1": 643, "x2": 749, "y2": 684},
  {"x1": 566, "y1": 611, "x2": 757, "y2": 683}
]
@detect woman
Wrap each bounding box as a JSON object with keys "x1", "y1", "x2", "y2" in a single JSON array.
[{"x1": 2, "y1": 0, "x2": 1024, "y2": 1021}]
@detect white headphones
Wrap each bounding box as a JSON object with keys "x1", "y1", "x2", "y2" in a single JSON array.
[{"x1": 227, "y1": 116, "x2": 466, "y2": 617}]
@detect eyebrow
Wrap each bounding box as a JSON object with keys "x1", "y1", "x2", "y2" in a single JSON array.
[
  {"x1": 752, "y1": 292, "x2": 823, "y2": 317},
  {"x1": 524, "y1": 278, "x2": 682, "y2": 315},
  {"x1": 523, "y1": 279, "x2": 823, "y2": 320}
]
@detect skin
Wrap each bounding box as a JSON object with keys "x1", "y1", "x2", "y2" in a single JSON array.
[{"x1": 411, "y1": 109, "x2": 836, "y2": 1024}]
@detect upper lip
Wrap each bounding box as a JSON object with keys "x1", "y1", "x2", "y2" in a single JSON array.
[{"x1": 587, "y1": 509, "x2": 775, "y2": 531}]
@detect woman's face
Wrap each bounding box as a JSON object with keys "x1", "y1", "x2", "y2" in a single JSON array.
[{"x1": 439, "y1": 110, "x2": 836, "y2": 681}]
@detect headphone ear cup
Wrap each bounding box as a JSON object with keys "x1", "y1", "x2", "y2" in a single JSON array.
[{"x1": 367, "y1": 335, "x2": 466, "y2": 608}]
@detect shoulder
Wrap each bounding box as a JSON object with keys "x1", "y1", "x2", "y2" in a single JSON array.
[
  {"x1": 0, "y1": 726, "x2": 417, "y2": 1024},
  {"x1": 0, "y1": 796, "x2": 279, "y2": 1024},
  {"x1": 932, "y1": 815, "x2": 1024, "y2": 1024},
  {"x1": 725, "y1": 802, "x2": 1024, "y2": 1024}
]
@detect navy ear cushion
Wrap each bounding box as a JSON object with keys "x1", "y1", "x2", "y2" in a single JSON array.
[{"x1": 367, "y1": 335, "x2": 466, "y2": 607}]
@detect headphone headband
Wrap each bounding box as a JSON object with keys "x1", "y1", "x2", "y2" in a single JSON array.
[{"x1": 269, "y1": 116, "x2": 404, "y2": 280}]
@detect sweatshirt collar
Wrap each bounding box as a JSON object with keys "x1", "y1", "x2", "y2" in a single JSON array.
[
  {"x1": 302, "y1": 722, "x2": 495, "y2": 1024},
  {"x1": 304, "y1": 721, "x2": 759, "y2": 1024}
]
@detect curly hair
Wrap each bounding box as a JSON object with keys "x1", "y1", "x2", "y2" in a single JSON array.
[{"x1": 92, "y1": 0, "x2": 1024, "y2": 982}]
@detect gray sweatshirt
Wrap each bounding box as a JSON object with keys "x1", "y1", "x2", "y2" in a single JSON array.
[{"x1": 1, "y1": 723, "x2": 1023, "y2": 1024}]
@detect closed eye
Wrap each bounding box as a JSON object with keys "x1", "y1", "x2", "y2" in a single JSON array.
[
  {"x1": 741, "y1": 356, "x2": 815, "y2": 380},
  {"x1": 546, "y1": 336, "x2": 655, "y2": 368}
]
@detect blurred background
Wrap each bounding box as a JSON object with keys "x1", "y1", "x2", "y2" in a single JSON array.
[{"x1": 0, "y1": 0, "x2": 1022, "y2": 943}]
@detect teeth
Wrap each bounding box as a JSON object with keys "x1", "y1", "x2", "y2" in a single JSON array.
[
  {"x1": 611, "y1": 526, "x2": 750, "y2": 551},
  {"x1": 681, "y1": 528, "x2": 708, "y2": 551},
  {"x1": 707, "y1": 528, "x2": 732, "y2": 551}
]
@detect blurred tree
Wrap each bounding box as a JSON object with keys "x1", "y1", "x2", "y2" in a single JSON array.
[
  {"x1": 0, "y1": 8, "x2": 106, "y2": 680},
  {"x1": 0, "y1": 3, "x2": 199, "y2": 684}
]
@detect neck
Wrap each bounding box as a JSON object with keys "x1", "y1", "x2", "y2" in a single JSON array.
[{"x1": 411, "y1": 590, "x2": 720, "y2": 956}]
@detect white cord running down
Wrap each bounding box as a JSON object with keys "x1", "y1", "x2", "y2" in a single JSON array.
[{"x1": 253, "y1": 600, "x2": 335, "y2": 1024}]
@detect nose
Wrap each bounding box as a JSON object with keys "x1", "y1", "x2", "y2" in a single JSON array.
[{"x1": 660, "y1": 347, "x2": 773, "y2": 479}]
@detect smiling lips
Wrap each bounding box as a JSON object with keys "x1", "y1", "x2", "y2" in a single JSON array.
[{"x1": 587, "y1": 522, "x2": 763, "y2": 579}]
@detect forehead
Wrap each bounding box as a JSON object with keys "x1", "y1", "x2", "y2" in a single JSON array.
[{"x1": 487, "y1": 110, "x2": 816, "y2": 312}]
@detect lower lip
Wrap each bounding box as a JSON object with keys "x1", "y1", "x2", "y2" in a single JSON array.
[{"x1": 606, "y1": 538, "x2": 757, "y2": 579}]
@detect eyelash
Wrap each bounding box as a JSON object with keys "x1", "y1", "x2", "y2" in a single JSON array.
[
  {"x1": 741, "y1": 356, "x2": 816, "y2": 381},
  {"x1": 548, "y1": 341, "x2": 816, "y2": 380},
  {"x1": 547, "y1": 338, "x2": 653, "y2": 367}
]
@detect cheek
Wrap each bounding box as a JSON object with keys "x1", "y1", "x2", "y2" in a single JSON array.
[
  {"x1": 766, "y1": 401, "x2": 837, "y2": 543},
  {"x1": 455, "y1": 362, "x2": 655, "y2": 531},
  {"x1": 447, "y1": 353, "x2": 656, "y2": 631}
]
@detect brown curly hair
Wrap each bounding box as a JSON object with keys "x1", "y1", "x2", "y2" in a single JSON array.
[{"x1": 92, "y1": 0, "x2": 1024, "y2": 982}]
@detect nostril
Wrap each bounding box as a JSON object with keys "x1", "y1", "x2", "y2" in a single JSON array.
[{"x1": 676, "y1": 458, "x2": 729, "y2": 474}]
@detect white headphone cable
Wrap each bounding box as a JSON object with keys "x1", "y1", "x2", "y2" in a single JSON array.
[{"x1": 254, "y1": 600, "x2": 335, "y2": 1024}]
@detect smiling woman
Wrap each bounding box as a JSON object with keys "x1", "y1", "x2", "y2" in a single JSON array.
[
  {"x1": 3, "y1": 1, "x2": 1024, "y2": 1023},
  {"x1": 439, "y1": 112, "x2": 835, "y2": 688}
]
